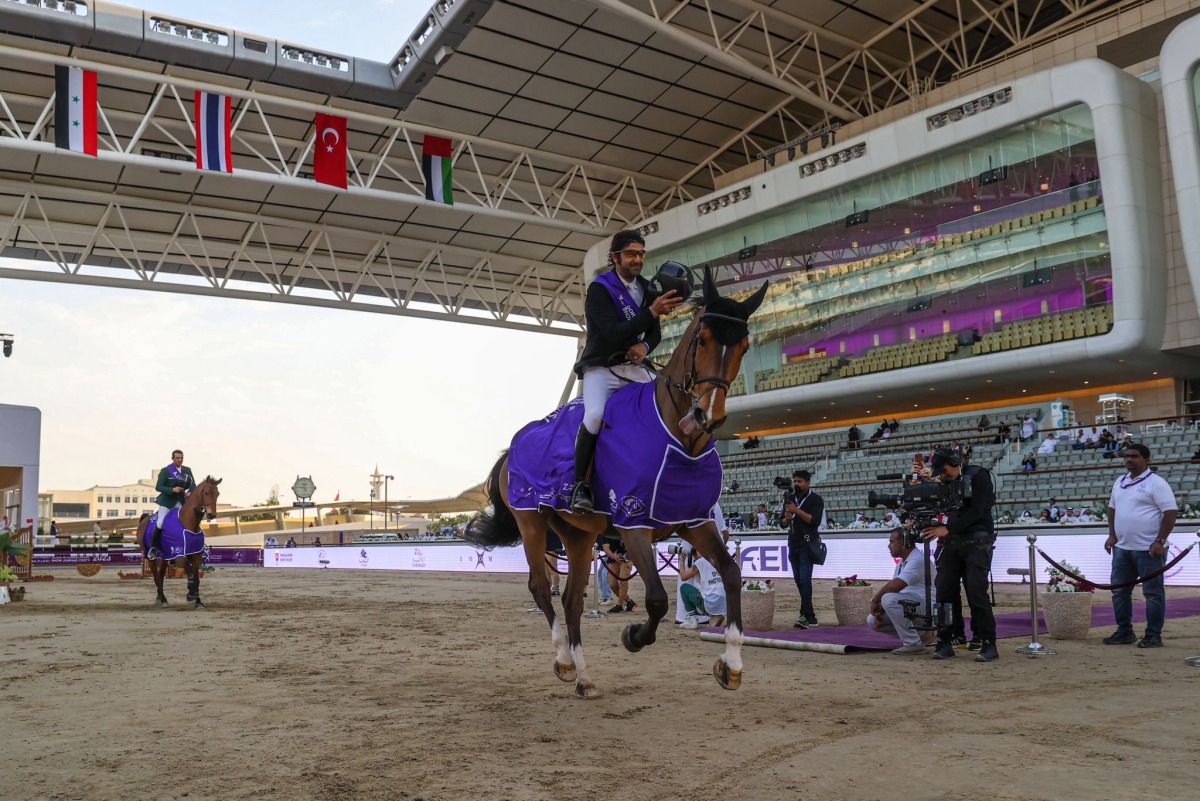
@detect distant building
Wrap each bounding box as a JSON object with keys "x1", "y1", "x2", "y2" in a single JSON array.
[{"x1": 46, "y1": 470, "x2": 161, "y2": 521}]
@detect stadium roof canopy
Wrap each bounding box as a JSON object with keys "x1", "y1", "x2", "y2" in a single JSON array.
[{"x1": 0, "y1": 0, "x2": 1125, "y2": 335}]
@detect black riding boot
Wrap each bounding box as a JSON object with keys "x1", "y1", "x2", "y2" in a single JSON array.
[{"x1": 570, "y1": 425, "x2": 600, "y2": 514}]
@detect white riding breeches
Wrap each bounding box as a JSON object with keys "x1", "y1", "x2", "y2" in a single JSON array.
[
  {"x1": 155, "y1": 499, "x2": 183, "y2": 528},
  {"x1": 581, "y1": 364, "x2": 654, "y2": 434}
]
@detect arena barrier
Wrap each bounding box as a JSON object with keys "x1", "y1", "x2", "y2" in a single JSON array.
[
  {"x1": 261, "y1": 527, "x2": 1200, "y2": 585},
  {"x1": 30, "y1": 547, "x2": 262, "y2": 567}
]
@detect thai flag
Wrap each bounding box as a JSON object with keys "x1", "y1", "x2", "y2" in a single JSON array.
[{"x1": 194, "y1": 91, "x2": 232, "y2": 173}]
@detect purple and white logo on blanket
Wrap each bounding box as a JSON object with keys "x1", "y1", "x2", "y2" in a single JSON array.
[{"x1": 620, "y1": 494, "x2": 646, "y2": 516}]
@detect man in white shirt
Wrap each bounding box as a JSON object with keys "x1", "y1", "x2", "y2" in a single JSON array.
[
  {"x1": 675, "y1": 504, "x2": 731, "y2": 627},
  {"x1": 1037, "y1": 433, "x2": 1058, "y2": 455},
  {"x1": 1103, "y1": 444, "x2": 1177, "y2": 648},
  {"x1": 867, "y1": 527, "x2": 936, "y2": 654}
]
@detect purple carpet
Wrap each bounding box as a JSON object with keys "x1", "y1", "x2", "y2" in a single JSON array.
[{"x1": 698, "y1": 596, "x2": 1200, "y2": 654}]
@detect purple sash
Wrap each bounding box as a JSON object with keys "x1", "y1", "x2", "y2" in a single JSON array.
[
  {"x1": 141, "y1": 508, "x2": 205, "y2": 559},
  {"x1": 594, "y1": 270, "x2": 641, "y2": 323},
  {"x1": 507, "y1": 383, "x2": 721, "y2": 529}
]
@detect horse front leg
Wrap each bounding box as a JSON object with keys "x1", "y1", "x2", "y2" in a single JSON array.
[
  {"x1": 684, "y1": 523, "x2": 744, "y2": 690},
  {"x1": 185, "y1": 555, "x2": 205, "y2": 609},
  {"x1": 562, "y1": 531, "x2": 600, "y2": 699},
  {"x1": 618, "y1": 529, "x2": 668, "y2": 653}
]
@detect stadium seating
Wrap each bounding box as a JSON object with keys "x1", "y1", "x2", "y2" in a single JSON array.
[
  {"x1": 838, "y1": 333, "x2": 958, "y2": 378},
  {"x1": 973, "y1": 305, "x2": 1113, "y2": 354}
]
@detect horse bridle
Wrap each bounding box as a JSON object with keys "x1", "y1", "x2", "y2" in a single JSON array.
[{"x1": 650, "y1": 310, "x2": 748, "y2": 430}]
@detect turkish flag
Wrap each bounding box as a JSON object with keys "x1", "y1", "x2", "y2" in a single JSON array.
[{"x1": 314, "y1": 113, "x2": 347, "y2": 189}]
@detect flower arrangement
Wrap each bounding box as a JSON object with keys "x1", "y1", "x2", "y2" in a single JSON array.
[
  {"x1": 1045, "y1": 561, "x2": 1095, "y2": 593},
  {"x1": 741, "y1": 579, "x2": 774, "y2": 592},
  {"x1": 0, "y1": 565, "x2": 18, "y2": 584},
  {"x1": 836, "y1": 575, "x2": 870, "y2": 587}
]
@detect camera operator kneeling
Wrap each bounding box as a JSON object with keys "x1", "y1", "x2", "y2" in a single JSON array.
[
  {"x1": 868, "y1": 528, "x2": 936, "y2": 655},
  {"x1": 922, "y1": 449, "x2": 999, "y2": 662}
]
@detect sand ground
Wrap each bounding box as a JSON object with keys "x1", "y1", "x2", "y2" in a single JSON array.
[{"x1": 3, "y1": 568, "x2": 1200, "y2": 801}]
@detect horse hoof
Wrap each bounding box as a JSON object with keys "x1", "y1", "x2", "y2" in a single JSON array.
[
  {"x1": 574, "y1": 681, "x2": 601, "y2": 700},
  {"x1": 553, "y1": 661, "x2": 576, "y2": 683},
  {"x1": 713, "y1": 658, "x2": 742, "y2": 691},
  {"x1": 194, "y1": 601, "x2": 206, "y2": 610},
  {"x1": 621, "y1": 624, "x2": 644, "y2": 653}
]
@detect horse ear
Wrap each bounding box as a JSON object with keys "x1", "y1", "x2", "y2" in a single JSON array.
[
  {"x1": 702, "y1": 265, "x2": 719, "y2": 306},
  {"x1": 739, "y1": 281, "x2": 769, "y2": 316}
]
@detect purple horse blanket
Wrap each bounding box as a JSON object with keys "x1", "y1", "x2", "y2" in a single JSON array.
[
  {"x1": 507, "y1": 382, "x2": 722, "y2": 529},
  {"x1": 142, "y1": 509, "x2": 205, "y2": 560}
]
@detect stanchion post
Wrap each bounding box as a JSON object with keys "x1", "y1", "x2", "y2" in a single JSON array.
[
  {"x1": 1187, "y1": 530, "x2": 1200, "y2": 667},
  {"x1": 585, "y1": 550, "x2": 607, "y2": 619},
  {"x1": 1015, "y1": 531, "x2": 1055, "y2": 656}
]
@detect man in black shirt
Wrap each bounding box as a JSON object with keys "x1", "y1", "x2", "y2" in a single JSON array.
[
  {"x1": 922, "y1": 449, "x2": 999, "y2": 662},
  {"x1": 782, "y1": 469, "x2": 824, "y2": 629}
]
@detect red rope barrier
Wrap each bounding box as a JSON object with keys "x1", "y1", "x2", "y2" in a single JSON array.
[
  {"x1": 598, "y1": 557, "x2": 639, "y2": 581},
  {"x1": 544, "y1": 552, "x2": 569, "y2": 576},
  {"x1": 1035, "y1": 543, "x2": 1195, "y2": 590}
]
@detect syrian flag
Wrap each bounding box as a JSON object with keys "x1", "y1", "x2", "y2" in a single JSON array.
[
  {"x1": 194, "y1": 91, "x2": 233, "y2": 173},
  {"x1": 421, "y1": 135, "x2": 454, "y2": 205},
  {"x1": 313, "y1": 112, "x2": 348, "y2": 189},
  {"x1": 54, "y1": 66, "x2": 98, "y2": 156}
]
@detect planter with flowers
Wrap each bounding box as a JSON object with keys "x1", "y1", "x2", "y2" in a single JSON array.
[
  {"x1": 1042, "y1": 561, "x2": 1095, "y2": 640},
  {"x1": 740, "y1": 579, "x2": 775, "y2": 631},
  {"x1": 832, "y1": 576, "x2": 874, "y2": 627}
]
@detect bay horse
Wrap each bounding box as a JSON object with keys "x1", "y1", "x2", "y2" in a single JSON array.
[
  {"x1": 464, "y1": 267, "x2": 767, "y2": 698},
  {"x1": 137, "y1": 476, "x2": 222, "y2": 609}
]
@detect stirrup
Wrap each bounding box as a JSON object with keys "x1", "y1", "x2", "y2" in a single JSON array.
[{"x1": 570, "y1": 481, "x2": 594, "y2": 514}]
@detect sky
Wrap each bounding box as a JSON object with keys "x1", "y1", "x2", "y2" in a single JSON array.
[{"x1": 0, "y1": 0, "x2": 580, "y2": 507}]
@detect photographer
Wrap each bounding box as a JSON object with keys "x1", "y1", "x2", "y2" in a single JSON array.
[
  {"x1": 922, "y1": 449, "x2": 999, "y2": 662},
  {"x1": 781, "y1": 469, "x2": 824, "y2": 629},
  {"x1": 868, "y1": 527, "x2": 936, "y2": 654},
  {"x1": 675, "y1": 505, "x2": 731, "y2": 629}
]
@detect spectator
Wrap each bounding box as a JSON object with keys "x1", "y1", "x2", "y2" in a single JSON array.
[
  {"x1": 313, "y1": 537, "x2": 322, "y2": 547},
  {"x1": 1048, "y1": 498, "x2": 1060, "y2": 521},
  {"x1": 93, "y1": 521, "x2": 102, "y2": 540},
  {"x1": 1099, "y1": 429, "x2": 1118, "y2": 453},
  {"x1": 1080, "y1": 508, "x2": 1096, "y2": 523},
  {"x1": 1036, "y1": 509, "x2": 1052, "y2": 524},
  {"x1": 755, "y1": 505, "x2": 769, "y2": 529},
  {"x1": 994, "y1": 422, "x2": 1011, "y2": 444},
  {"x1": 601, "y1": 536, "x2": 636, "y2": 613},
  {"x1": 1037, "y1": 433, "x2": 1058, "y2": 454},
  {"x1": 50, "y1": 520, "x2": 59, "y2": 541},
  {"x1": 595, "y1": 536, "x2": 613, "y2": 604},
  {"x1": 1104, "y1": 443, "x2": 1176, "y2": 648},
  {"x1": 285, "y1": 537, "x2": 297, "y2": 548},
  {"x1": 1021, "y1": 453, "x2": 1037, "y2": 472},
  {"x1": 868, "y1": 528, "x2": 936, "y2": 654},
  {"x1": 998, "y1": 511, "x2": 1014, "y2": 524},
  {"x1": 890, "y1": 419, "x2": 901, "y2": 432},
  {"x1": 1019, "y1": 511, "x2": 1034, "y2": 521},
  {"x1": 728, "y1": 511, "x2": 743, "y2": 530},
  {"x1": 1020, "y1": 414, "x2": 1037, "y2": 443},
  {"x1": 782, "y1": 468, "x2": 825, "y2": 629},
  {"x1": 977, "y1": 414, "x2": 990, "y2": 432},
  {"x1": 725, "y1": 478, "x2": 740, "y2": 493},
  {"x1": 1191, "y1": 446, "x2": 1200, "y2": 464},
  {"x1": 848, "y1": 423, "x2": 862, "y2": 450},
  {"x1": 545, "y1": 527, "x2": 564, "y2": 597}
]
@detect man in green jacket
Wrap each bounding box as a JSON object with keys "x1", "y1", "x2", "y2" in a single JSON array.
[{"x1": 152, "y1": 450, "x2": 196, "y2": 540}]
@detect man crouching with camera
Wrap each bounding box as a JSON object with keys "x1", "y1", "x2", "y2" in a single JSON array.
[
  {"x1": 922, "y1": 449, "x2": 999, "y2": 662},
  {"x1": 868, "y1": 527, "x2": 936, "y2": 654}
]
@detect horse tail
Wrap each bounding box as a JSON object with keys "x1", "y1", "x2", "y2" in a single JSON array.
[{"x1": 462, "y1": 451, "x2": 522, "y2": 551}]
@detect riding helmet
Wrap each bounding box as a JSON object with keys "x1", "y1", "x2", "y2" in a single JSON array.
[{"x1": 650, "y1": 260, "x2": 694, "y2": 299}]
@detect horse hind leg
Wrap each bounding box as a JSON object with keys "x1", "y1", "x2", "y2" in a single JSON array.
[{"x1": 185, "y1": 556, "x2": 205, "y2": 609}]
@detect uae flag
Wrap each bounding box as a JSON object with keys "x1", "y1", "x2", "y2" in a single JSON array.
[
  {"x1": 421, "y1": 135, "x2": 454, "y2": 205},
  {"x1": 313, "y1": 112, "x2": 348, "y2": 189},
  {"x1": 54, "y1": 66, "x2": 98, "y2": 156},
  {"x1": 194, "y1": 91, "x2": 233, "y2": 173}
]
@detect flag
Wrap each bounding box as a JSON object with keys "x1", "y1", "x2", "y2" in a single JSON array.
[
  {"x1": 421, "y1": 135, "x2": 454, "y2": 205},
  {"x1": 194, "y1": 91, "x2": 233, "y2": 173},
  {"x1": 313, "y1": 112, "x2": 348, "y2": 189},
  {"x1": 54, "y1": 66, "x2": 98, "y2": 157},
  {"x1": 334, "y1": 491, "x2": 340, "y2": 502}
]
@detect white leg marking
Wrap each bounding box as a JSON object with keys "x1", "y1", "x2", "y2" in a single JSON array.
[
  {"x1": 571, "y1": 644, "x2": 590, "y2": 685},
  {"x1": 552, "y1": 618, "x2": 572, "y2": 665},
  {"x1": 723, "y1": 621, "x2": 745, "y2": 671}
]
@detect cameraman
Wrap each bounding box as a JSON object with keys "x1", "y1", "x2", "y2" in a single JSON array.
[
  {"x1": 781, "y1": 469, "x2": 824, "y2": 629},
  {"x1": 922, "y1": 449, "x2": 999, "y2": 662},
  {"x1": 868, "y1": 527, "x2": 936, "y2": 654}
]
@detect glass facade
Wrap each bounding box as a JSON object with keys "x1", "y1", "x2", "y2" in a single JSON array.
[{"x1": 654, "y1": 104, "x2": 1111, "y2": 391}]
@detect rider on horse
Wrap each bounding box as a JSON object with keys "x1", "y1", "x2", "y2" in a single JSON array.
[
  {"x1": 149, "y1": 449, "x2": 196, "y2": 555},
  {"x1": 570, "y1": 229, "x2": 689, "y2": 514}
]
